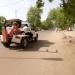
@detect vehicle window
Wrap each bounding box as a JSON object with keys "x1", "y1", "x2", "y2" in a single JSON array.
[{"x1": 21, "y1": 24, "x2": 24, "y2": 28}]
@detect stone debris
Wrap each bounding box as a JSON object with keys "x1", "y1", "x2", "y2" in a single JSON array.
[
  {"x1": 46, "y1": 49, "x2": 48, "y2": 52},
  {"x1": 68, "y1": 39, "x2": 73, "y2": 43}
]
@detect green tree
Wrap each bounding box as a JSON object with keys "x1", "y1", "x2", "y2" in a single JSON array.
[
  {"x1": 0, "y1": 16, "x2": 6, "y2": 34},
  {"x1": 36, "y1": 0, "x2": 44, "y2": 8},
  {"x1": 47, "y1": 7, "x2": 68, "y2": 28},
  {"x1": 47, "y1": 8, "x2": 58, "y2": 21},
  {"x1": 41, "y1": 20, "x2": 53, "y2": 29},
  {"x1": 46, "y1": 18, "x2": 53, "y2": 28},
  {"x1": 55, "y1": 13, "x2": 65, "y2": 28},
  {"x1": 61, "y1": 0, "x2": 75, "y2": 17},
  {"x1": 48, "y1": 0, "x2": 53, "y2": 2},
  {"x1": 48, "y1": 0, "x2": 75, "y2": 18},
  {"x1": 27, "y1": 6, "x2": 43, "y2": 27},
  {"x1": 41, "y1": 20, "x2": 47, "y2": 29},
  {"x1": 47, "y1": 8, "x2": 59, "y2": 27},
  {"x1": 0, "y1": 16, "x2": 6, "y2": 21},
  {"x1": 47, "y1": 0, "x2": 75, "y2": 29}
]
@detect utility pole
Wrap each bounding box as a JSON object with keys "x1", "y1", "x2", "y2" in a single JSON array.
[{"x1": 15, "y1": 10, "x2": 17, "y2": 18}]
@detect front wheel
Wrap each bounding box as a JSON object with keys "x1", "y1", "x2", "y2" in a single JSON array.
[
  {"x1": 34, "y1": 34, "x2": 38, "y2": 42},
  {"x1": 21, "y1": 37, "x2": 28, "y2": 48}
]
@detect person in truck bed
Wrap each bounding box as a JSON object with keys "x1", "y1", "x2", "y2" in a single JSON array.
[{"x1": 8, "y1": 22, "x2": 21, "y2": 36}]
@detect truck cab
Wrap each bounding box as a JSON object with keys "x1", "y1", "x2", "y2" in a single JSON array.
[{"x1": 21, "y1": 21, "x2": 38, "y2": 41}]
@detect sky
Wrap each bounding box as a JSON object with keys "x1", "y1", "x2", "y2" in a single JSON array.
[{"x1": 0, "y1": 0, "x2": 61, "y2": 21}]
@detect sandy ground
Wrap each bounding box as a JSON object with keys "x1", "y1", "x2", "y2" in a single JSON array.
[{"x1": 50, "y1": 30, "x2": 75, "y2": 71}]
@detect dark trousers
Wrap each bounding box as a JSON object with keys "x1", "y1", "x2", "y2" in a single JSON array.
[{"x1": 25, "y1": 32, "x2": 33, "y2": 39}]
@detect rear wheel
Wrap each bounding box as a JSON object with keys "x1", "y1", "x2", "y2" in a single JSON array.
[
  {"x1": 3, "y1": 43, "x2": 10, "y2": 48},
  {"x1": 2, "y1": 38, "x2": 11, "y2": 48}
]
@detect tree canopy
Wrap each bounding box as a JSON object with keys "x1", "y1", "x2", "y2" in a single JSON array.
[
  {"x1": 61, "y1": 0, "x2": 75, "y2": 17},
  {"x1": 0, "y1": 16, "x2": 6, "y2": 22},
  {"x1": 27, "y1": 0, "x2": 75, "y2": 29},
  {"x1": 36, "y1": 0, "x2": 44, "y2": 8},
  {"x1": 48, "y1": 0, "x2": 75, "y2": 18},
  {"x1": 27, "y1": 6, "x2": 43, "y2": 27}
]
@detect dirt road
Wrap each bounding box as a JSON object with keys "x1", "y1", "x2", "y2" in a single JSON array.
[{"x1": 0, "y1": 30, "x2": 75, "y2": 75}]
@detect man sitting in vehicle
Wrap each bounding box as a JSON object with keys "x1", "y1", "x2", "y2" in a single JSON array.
[
  {"x1": 23, "y1": 24, "x2": 33, "y2": 39},
  {"x1": 23, "y1": 24, "x2": 29, "y2": 33}
]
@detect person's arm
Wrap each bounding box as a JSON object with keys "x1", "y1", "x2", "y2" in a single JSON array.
[
  {"x1": 8, "y1": 25, "x2": 21, "y2": 36},
  {"x1": 8, "y1": 25, "x2": 16, "y2": 36},
  {"x1": 16, "y1": 26, "x2": 21, "y2": 34}
]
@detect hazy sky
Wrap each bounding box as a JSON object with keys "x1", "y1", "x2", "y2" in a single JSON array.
[{"x1": 0, "y1": 0, "x2": 61, "y2": 21}]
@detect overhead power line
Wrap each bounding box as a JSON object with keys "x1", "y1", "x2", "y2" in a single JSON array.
[{"x1": 0, "y1": 0, "x2": 24, "y2": 7}]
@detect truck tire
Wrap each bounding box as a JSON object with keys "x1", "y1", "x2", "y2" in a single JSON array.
[
  {"x1": 34, "y1": 34, "x2": 38, "y2": 42},
  {"x1": 3, "y1": 42, "x2": 10, "y2": 48},
  {"x1": 2, "y1": 38, "x2": 11, "y2": 48},
  {"x1": 21, "y1": 37, "x2": 28, "y2": 48}
]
